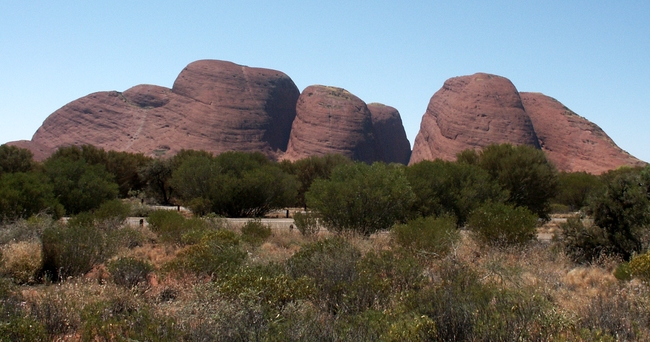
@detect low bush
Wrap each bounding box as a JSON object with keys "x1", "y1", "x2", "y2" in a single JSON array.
[
  {"x1": 92, "y1": 199, "x2": 131, "y2": 230},
  {"x1": 560, "y1": 216, "x2": 611, "y2": 263},
  {"x1": 168, "y1": 230, "x2": 246, "y2": 278},
  {"x1": 293, "y1": 211, "x2": 319, "y2": 236},
  {"x1": 392, "y1": 215, "x2": 459, "y2": 258},
  {"x1": 147, "y1": 210, "x2": 210, "y2": 244},
  {"x1": 286, "y1": 237, "x2": 361, "y2": 314},
  {"x1": 240, "y1": 219, "x2": 272, "y2": 246},
  {"x1": 107, "y1": 257, "x2": 154, "y2": 288},
  {"x1": 40, "y1": 222, "x2": 107, "y2": 281},
  {"x1": 467, "y1": 202, "x2": 537, "y2": 246},
  {"x1": 629, "y1": 251, "x2": 650, "y2": 283}
]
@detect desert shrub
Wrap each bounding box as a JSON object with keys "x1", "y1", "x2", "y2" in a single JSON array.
[
  {"x1": 286, "y1": 237, "x2": 361, "y2": 314},
  {"x1": 0, "y1": 241, "x2": 41, "y2": 284},
  {"x1": 81, "y1": 296, "x2": 180, "y2": 341},
  {"x1": 40, "y1": 222, "x2": 107, "y2": 281},
  {"x1": 105, "y1": 227, "x2": 146, "y2": 252},
  {"x1": 293, "y1": 211, "x2": 319, "y2": 236},
  {"x1": 0, "y1": 315, "x2": 48, "y2": 342},
  {"x1": 306, "y1": 162, "x2": 415, "y2": 236},
  {"x1": 550, "y1": 203, "x2": 571, "y2": 214},
  {"x1": 147, "y1": 209, "x2": 208, "y2": 244},
  {"x1": 0, "y1": 144, "x2": 35, "y2": 176},
  {"x1": 350, "y1": 250, "x2": 423, "y2": 312},
  {"x1": 410, "y1": 259, "x2": 561, "y2": 341},
  {"x1": 392, "y1": 215, "x2": 459, "y2": 258},
  {"x1": 554, "y1": 171, "x2": 603, "y2": 211},
  {"x1": 614, "y1": 262, "x2": 633, "y2": 281},
  {"x1": 168, "y1": 229, "x2": 246, "y2": 277},
  {"x1": 92, "y1": 199, "x2": 131, "y2": 229},
  {"x1": 0, "y1": 214, "x2": 55, "y2": 245},
  {"x1": 629, "y1": 251, "x2": 650, "y2": 283},
  {"x1": 216, "y1": 264, "x2": 315, "y2": 312},
  {"x1": 560, "y1": 216, "x2": 612, "y2": 263},
  {"x1": 108, "y1": 257, "x2": 154, "y2": 288},
  {"x1": 187, "y1": 196, "x2": 212, "y2": 216},
  {"x1": 467, "y1": 202, "x2": 537, "y2": 246},
  {"x1": 240, "y1": 219, "x2": 272, "y2": 246},
  {"x1": 578, "y1": 291, "x2": 648, "y2": 341}
]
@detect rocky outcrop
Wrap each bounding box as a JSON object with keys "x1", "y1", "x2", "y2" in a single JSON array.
[
  {"x1": 283, "y1": 85, "x2": 378, "y2": 163},
  {"x1": 521, "y1": 92, "x2": 645, "y2": 174},
  {"x1": 25, "y1": 60, "x2": 299, "y2": 160},
  {"x1": 367, "y1": 103, "x2": 411, "y2": 164},
  {"x1": 409, "y1": 73, "x2": 539, "y2": 165}
]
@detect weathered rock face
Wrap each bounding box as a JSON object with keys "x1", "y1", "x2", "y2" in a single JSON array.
[
  {"x1": 367, "y1": 103, "x2": 411, "y2": 164},
  {"x1": 27, "y1": 60, "x2": 299, "y2": 160},
  {"x1": 521, "y1": 92, "x2": 645, "y2": 174},
  {"x1": 283, "y1": 85, "x2": 378, "y2": 163},
  {"x1": 410, "y1": 73, "x2": 539, "y2": 165}
]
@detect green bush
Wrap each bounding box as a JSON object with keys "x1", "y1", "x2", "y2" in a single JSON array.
[
  {"x1": 467, "y1": 202, "x2": 538, "y2": 246},
  {"x1": 629, "y1": 252, "x2": 650, "y2": 283},
  {"x1": 614, "y1": 262, "x2": 632, "y2": 281},
  {"x1": 168, "y1": 230, "x2": 246, "y2": 278},
  {"x1": 306, "y1": 162, "x2": 415, "y2": 236},
  {"x1": 240, "y1": 219, "x2": 272, "y2": 246},
  {"x1": 147, "y1": 209, "x2": 209, "y2": 244},
  {"x1": 560, "y1": 216, "x2": 611, "y2": 263},
  {"x1": 0, "y1": 171, "x2": 64, "y2": 221},
  {"x1": 93, "y1": 199, "x2": 131, "y2": 228},
  {"x1": 108, "y1": 257, "x2": 154, "y2": 288},
  {"x1": 40, "y1": 222, "x2": 108, "y2": 281},
  {"x1": 392, "y1": 216, "x2": 459, "y2": 258},
  {"x1": 293, "y1": 211, "x2": 319, "y2": 236}
]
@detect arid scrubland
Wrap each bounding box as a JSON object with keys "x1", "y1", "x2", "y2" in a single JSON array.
[{"x1": 1, "y1": 211, "x2": 649, "y2": 341}]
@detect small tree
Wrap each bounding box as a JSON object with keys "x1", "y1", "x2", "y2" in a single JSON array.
[
  {"x1": 589, "y1": 167, "x2": 650, "y2": 260},
  {"x1": 458, "y1": 144, "x2": 558, "y2": 219},
  {"x1": 306, "y1": 162, "x2": 415, "y2": 236},
  {"x1": 554, "y1": 171, "x2": 602, "y2": 211},
  {"x1": 0, "y1": 145, "x2": 35, "y2": 176},
  {"x1": 0, "y1": 172, "x2": 63, "y2": 221}
]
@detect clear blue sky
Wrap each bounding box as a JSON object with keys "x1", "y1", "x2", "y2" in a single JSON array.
[{"x1": 1, "y1": 1, "x2": 648, "y2": 162}]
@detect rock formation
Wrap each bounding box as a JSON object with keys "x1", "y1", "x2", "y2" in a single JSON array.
[
  {"x1": 521, "y1": 92, "x2": 645, "y2": 174},
  {"x1": 19, "y1": 60, "x2": 300, "y2": 160},
  {"x1": 409, "y1": 73, "x2": 645, "y2": 173},
  {"x1": 367, "y1": 103, "x2": 411, "y2": 164},
  {"x1": 409, "y1": 73, "x2": 539, "y2": 165},
  {"x1": 283, "y1": 85, "x2": 378, "y2": 163}
]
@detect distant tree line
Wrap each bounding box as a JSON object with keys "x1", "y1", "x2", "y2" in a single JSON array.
[{"x1": 1, "y1": 142, "x2": 649, "y2": 260}]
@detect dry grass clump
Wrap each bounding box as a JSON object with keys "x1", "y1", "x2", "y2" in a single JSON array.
[{"x1": 0, "y1": 241, "x2": 42, "y2": 284}]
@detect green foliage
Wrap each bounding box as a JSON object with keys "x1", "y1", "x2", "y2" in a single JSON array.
[
  {"x1": 306, "y1": 162, "x2": 415, "y2": 236},
  {"x1": 40, "y1": 222, "x2": 108, "y2": 281},
  {"x1": 279, "y1": 154, "x2": 352, "y2": 209},
  {"x1": 171, "y1": 151, "x2": 299, "y2": 217},
  {"x1": 293, "y1": 211, "x2": 320, "y2": 236},
  {"x1": 468, "y1": 202, "x2": 538, "y2": 246},
  {"x1": 392, "y1": 215, "x2": 460, "y2": 258},
  {"x1": 43, "y1": 156, "x2": 118, "y2": 215},
  {"x1": 216, "y1": 264, "x2": 315, "y2": 312},
  {"x1": 458, "y1": 143, "x2": 559, "y2": 219},
  {"x1": 169, "y1": 229, "x2": 246, "y2": 277},
  {"x1": 286, "y1": 237, "x2": 361, "y2": 314},
  {"x1": 560, "y1": 216, "x2": 612, "y2": 263},
  {"x1": 614, "y1": 262, "x2": 632, "y2": 281},
  {"x1": 0, "y1": 315, "x2": 47, "y2": 342},
  {"x1": 554, "y1": 171, "x2": 602, "y2": 211},
  {"x1": 107, "y1": 257, "x2": 154, "y2": 288},
  {"x1": 147, "y1": 209, "x2": 209, "y2": 244},
  {"x1": 406, "y1": 160, "x2": 506, "y2": 225},
  {"x1": 240, "y1": 219, "x2": 272, "y2": 246},
  {"x1": 589, "y1": 166, "x2": 650, "y2": 260},
  {"x1": 0, "y1": 144, "x2": 35, "y2": 176},
  {"x1": 629, "y1": 251, "x2": 650, "y2": 283},
  {"x1": 0, "y1": 172, "x2": 63, "y2": 221},
  {"x1": 92, "y1": 199, "x2": 131, "y2": 229},
  {"x1": 139, "y1": 158, "x2": 174, "y2": 205}
]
